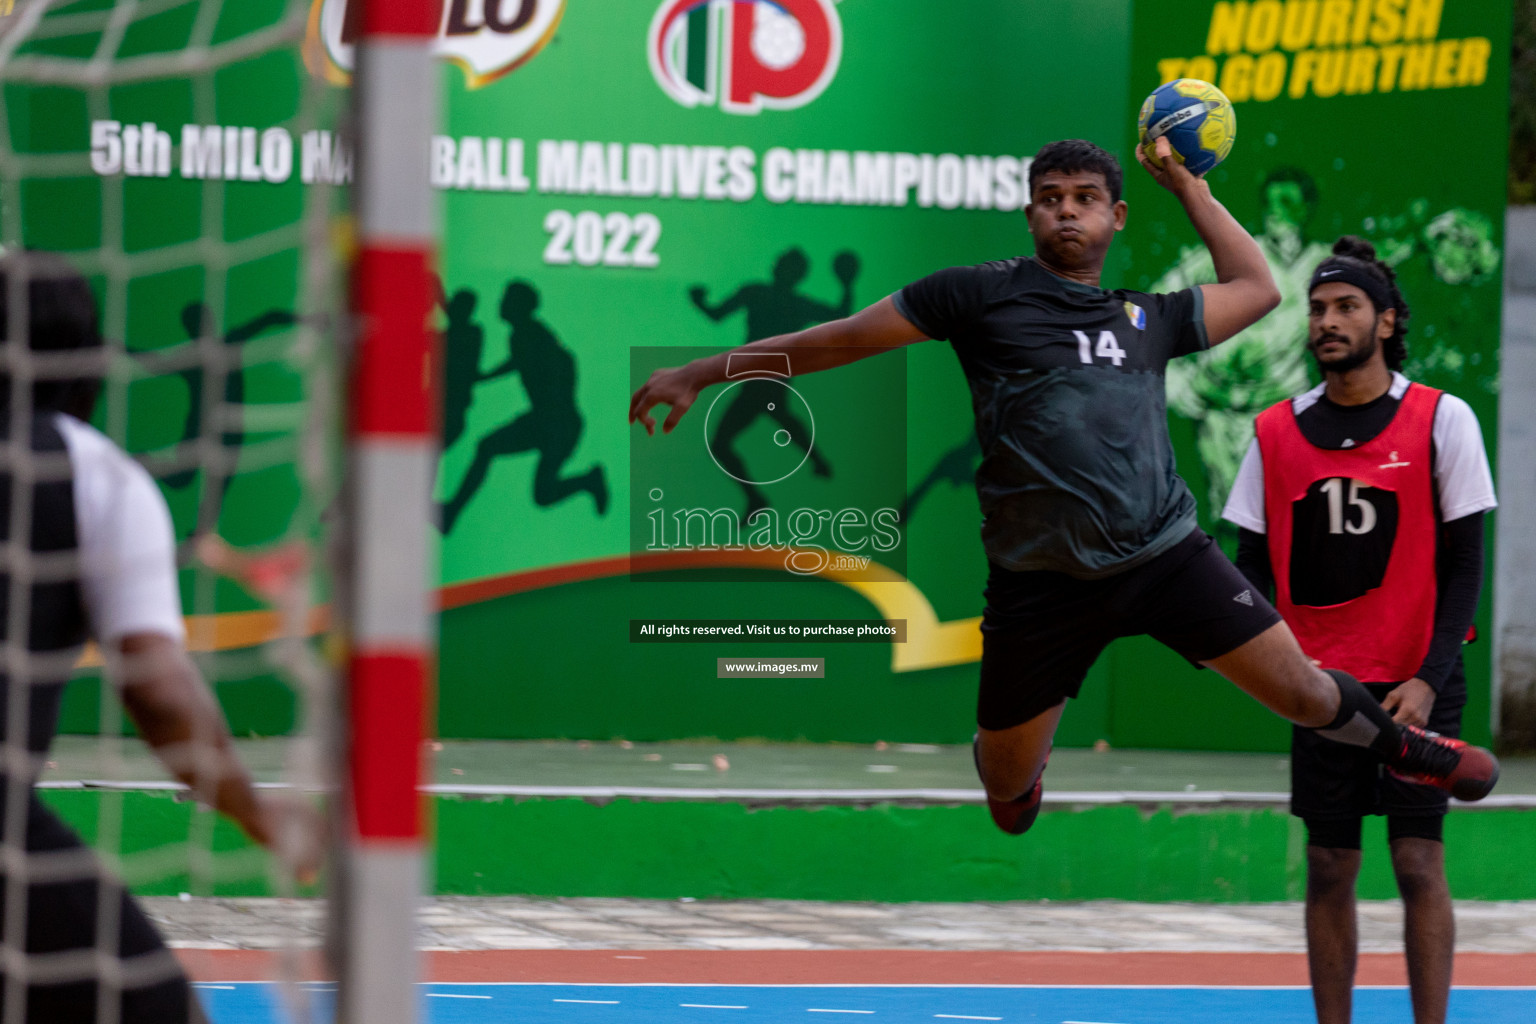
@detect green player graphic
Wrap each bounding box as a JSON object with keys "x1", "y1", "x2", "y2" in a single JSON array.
[
  {"x1": 157, "y1": 302, "x2": 299, "y2": 536},
  {"x1": 440, "y1": 280, "x2": 607, "y2": 534},
  {"x1": 1155, "y1": 169, "x2": 1499, "y2": 538},
  {"x1": 436, "y1": 278, "x2": 516, "y2": 453},
  {"x1": 689, "y1": 247, "x2": 859, "y2": 521},
  {"x1": 901, "y1": 434, "x2": 980, "y2": 522}
]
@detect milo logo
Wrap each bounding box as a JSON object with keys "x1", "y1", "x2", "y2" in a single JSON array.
[{"x1": 305, "y1": 0, "x2": 566, "y2": 89}]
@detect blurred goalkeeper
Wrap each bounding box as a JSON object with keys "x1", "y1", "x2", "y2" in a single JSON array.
[{"x1": 0, "y1": 251, "x2": 320, "y2": 1023}]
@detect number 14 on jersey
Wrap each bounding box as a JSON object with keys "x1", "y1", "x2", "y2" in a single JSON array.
[{"x1": 1073, "y1": 330, "x2": 1127, "y2": 367}]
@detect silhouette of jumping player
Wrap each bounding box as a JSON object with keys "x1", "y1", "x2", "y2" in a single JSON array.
[
  {"x1": 159, "y1": 303, "x2": 299, "y2": 537},
  {"x1": 435, "y1": 278, "x2": 515, "y2": 452},
  {"x1": 902, "y1": 434, "x2": 981, "y2": 521},
  {"x1": 690, "y1": 248, "x2": 859, "y2": 520},
  {"x1": 440, "y1": 280, "x2": 607, "y2": 533}
]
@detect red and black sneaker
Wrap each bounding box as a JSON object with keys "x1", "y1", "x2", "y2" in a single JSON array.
[
  {"x1": 973, "y1": 738, "x2": 1048, "y2": 835},
  {"x1": 1389, "y1": 725, "x2": 1501, "y2": 802}
]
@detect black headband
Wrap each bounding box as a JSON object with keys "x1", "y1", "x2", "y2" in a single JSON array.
[{"x1": 1309, "y1": 261, "x2": 1392, "y2": 312}]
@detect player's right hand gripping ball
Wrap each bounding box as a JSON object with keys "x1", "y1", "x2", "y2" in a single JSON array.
[{"x1": 1138, "y1": 78, "x2": 1236, "y2": 176}]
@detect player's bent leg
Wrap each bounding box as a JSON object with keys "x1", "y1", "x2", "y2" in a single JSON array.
[
  {"x1": 1387, "y1": 727, "x2": 1499, "y2": 803},
  {"x1": 1135, "y1": 532, "x2": 1343, "y2": 726},
  {"x1": 974, "y1": 556, "x2": 1109, "y2": 835},
  {"x1": 1389, "y1": 825, "x2": 1453, "y2": 1024},
  {"x1": 1144, "y1": 532, "x2": 1497, "y2": 798},
  {"x1": 1200, "y1": 620, "x2": 1338, "y2": 725},
  {"x1": 974, "y1": 700, "x2": 1064, "y2": 835},
  {"x1": 1203, "y1": 624, "x2": 1499, "y2": 801}
]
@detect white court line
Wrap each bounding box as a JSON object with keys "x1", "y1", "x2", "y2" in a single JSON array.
[
  {"x1": 808, "y1": 1011, "x2": 875, "y2": 1015},
  {"x1": 556, "y1": 998, "x2": 621, "y2": 1004},
  {"x1": 192, "y1": 985, "x2": 235, "y2": 990},
  {"x1": 935, "y1": 1016, "x2": 1002, "y2": 1021},
  {"x1": 258, "y1": 980, "x2": 1528, "y2": 991},
  {"x1": 1062, "y1": 1020, "x2": 1129, "y2": 1023},
  {"x1": 428, "y1": 993, "x2": 492, "y2": 999},
  {"x1": 43, "y1": 779, "x2": 1536, "y2": 808},
  {"x1": 681, "y1": 1004, "x2": 749, "y2": 1009}
]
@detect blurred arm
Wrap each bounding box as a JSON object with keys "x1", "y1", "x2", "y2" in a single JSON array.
[
  {"x1": 629, "y1": 295, "x2": 930, "y2": 435},
  {"x1": 114, "y1": 632, "x2": 266, "y2": 840},
  {"x1": 112, "y1": 632, "x2": 322, "y2": 879}
]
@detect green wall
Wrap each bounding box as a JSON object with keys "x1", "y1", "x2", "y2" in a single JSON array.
[
  {"x1": 44, "y1": 788, "x2": 1536, "y2": 903},
  {"x1": 7, "y1": 0, "x2": 340, "y2": 736},
  {"x1": 430, "y1": 0, "x2": 1509, "y2": 750},
  {"x1": 1115, "y1": 0, "x2": 1510, "y2": 749},
  {"x1": 435, "y1": 797, "x2": 1536, "y2": 903},
  {"x1": 10, "y1": 0, "x2": 1509, "y2": 750}
]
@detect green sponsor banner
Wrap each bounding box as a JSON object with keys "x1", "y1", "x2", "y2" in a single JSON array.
[
  {"x1": 13, "y1": 0, "x2": 1509, "y2": 748},
  {"x1": 1118, "y1": 0, "x2": 1509, "y2": 748},
  {"x1": 434, "y1": 0, "x2": 1507, "y2": 748},
  {"x1": 432, "y1": 0, "x2": 1131, "y2": 744}
]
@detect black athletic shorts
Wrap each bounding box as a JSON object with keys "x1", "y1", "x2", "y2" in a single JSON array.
[
  {"x1": 0, "y1": 791, "x2": 203, "y2": 1024},
  {"x1": 1292, "y1": 658, "x2": 1467, "y2": 845},
  {"x1": 977, "y1": 527, "x2": 1282, "y2": 730}
]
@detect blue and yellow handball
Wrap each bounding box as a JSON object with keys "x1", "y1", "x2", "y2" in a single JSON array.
[{"x1": 1137, "y1": 78, "x2": 1236, "y2": 176}]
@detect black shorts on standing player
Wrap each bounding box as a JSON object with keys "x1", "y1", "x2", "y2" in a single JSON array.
[
  {"x1": 979, "y1": 528, "x2": 1281, "y2": 730},
  {"x1": 1293, "y1": 658, "x2": 1468, "y2": 849}
]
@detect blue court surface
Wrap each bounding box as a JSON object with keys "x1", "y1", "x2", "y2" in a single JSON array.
[{"x1": 195, "y1": 982, "x2": 1536, "y2": 1023}]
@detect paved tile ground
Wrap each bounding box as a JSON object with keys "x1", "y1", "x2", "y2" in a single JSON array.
[
  {"x1": 145, "y1": 896, "x2": 1536, "y2": 954},
  {"x1": 84, "y1": 739, "x2": 1536, "y2": 958}
]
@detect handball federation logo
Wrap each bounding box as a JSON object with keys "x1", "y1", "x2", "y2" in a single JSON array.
[
  {"x1": 649, "y1": 0, "x2": 842, "y2": 115},
  {"x1": 305, "y1": 0, "x2": 566, "y2": 89}
]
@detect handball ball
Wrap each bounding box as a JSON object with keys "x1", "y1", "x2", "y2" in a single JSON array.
[{"x1": 1137, "y1": 78, "x2": 1236, "y2": 176}]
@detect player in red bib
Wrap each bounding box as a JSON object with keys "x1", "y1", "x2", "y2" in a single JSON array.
[{"x1": 1224, "y1": 237, "x2": 1497, "y2": 1024}]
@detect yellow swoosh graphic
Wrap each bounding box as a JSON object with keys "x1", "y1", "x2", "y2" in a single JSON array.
[{"x1": 83, "y1": 554, "x2": 979, "y2": 674}]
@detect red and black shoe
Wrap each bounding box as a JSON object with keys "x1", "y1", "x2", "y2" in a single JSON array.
[
  {"x1": 973, "y1": 738, "x2": 1047, "y2": 835},
  {"x1": 1389, "y1": 725, "x2": 1501, "y2": 802}
]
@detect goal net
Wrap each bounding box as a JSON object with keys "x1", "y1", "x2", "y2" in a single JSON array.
[{"x1": 0, "y1": 0, "x2": 357, "y2": 1020}]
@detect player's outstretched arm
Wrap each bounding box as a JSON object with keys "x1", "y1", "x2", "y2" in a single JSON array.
[
  {"x1": 1136, "y1": 136, "x2": 1279, "y2": 346},
  {"x1": 115, "y1": 632, "x2": 324, "y2": 882},
  {"x1": 629, "y1": 295, "x2": 929, "y2": 435}
]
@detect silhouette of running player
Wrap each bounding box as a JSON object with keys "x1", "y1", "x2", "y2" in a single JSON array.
[
  {"x1": 440, "y1": 281, "x2": 607, "y2": 533},
  {"x1": 435, "y1": 278, "x2": 514, "y2": 452},
  {"x1": 902, "y1": 434, "x2": 981, "y2": 521},
  {"x1": 690, "y1": 248, "x2": 859, "y2": 520}
]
